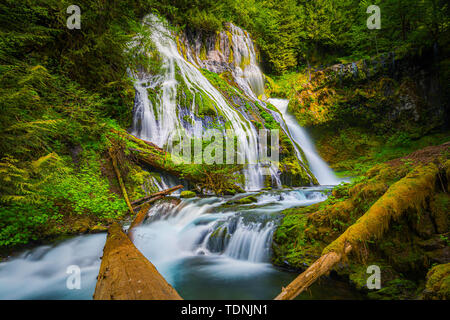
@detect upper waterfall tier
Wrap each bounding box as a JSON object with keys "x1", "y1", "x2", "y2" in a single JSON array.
[
  {"x1": 129, "y1": 15, "x2": 317, "y2": 190},
  {"x1": 177, "y1": 23, "x2": 265, "y2": 100}
]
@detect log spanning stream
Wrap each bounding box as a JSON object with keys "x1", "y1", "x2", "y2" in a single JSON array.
[{"x1": 0, "y1": 188, "x2": 362, "y2": 300}]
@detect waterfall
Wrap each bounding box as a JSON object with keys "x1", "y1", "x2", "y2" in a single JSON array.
[
  {"x1": 199, "y1": 217, "x2": 275, "y2": 263},
  {"x1": 130, "y1": 15, "x2": 266, "y2": 190},
  {"x1": 0, "y1": 188, "x2": 331, "y2": 299},
  {"x1": 268, "y1": 98, "x2": 340, "y2": 185},
  {"x1": 133, "y1": 188, "x2": 328, "y2": 267},
  {"x1": 133, "y1": 197, "x2": 276, "y2": 263},
  {"x1": 223, "y1": 220, "x2": 274, "y2": 262},
  {"x1": 180, "y1": 22, "x2": 265, "y2": 100}
]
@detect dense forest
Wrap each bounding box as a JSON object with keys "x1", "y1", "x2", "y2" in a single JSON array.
[{"x1": 0, "y1": 0, "x2": 449, "y2": 300}]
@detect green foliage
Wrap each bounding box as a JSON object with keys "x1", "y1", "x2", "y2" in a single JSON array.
[
  {"x1": 180, "y1": 190, "x2": 196, "y2": 198},
  {"x1": 46, "y1": 151, "x2": 128, "y2": 219}
]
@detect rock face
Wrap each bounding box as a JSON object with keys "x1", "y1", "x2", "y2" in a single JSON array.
[
  {"x1": 177, "y1": 23, "x2": 266, "y2": 100},
  {"x1": 129, "y1": 16, "x2": 318, "y2": 190}
]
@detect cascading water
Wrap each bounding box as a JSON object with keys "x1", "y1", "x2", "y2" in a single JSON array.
[
  {"x1": 0, "y1": 16, "x2": 364, "y2": 301},
  {"x1": 268, "y1": 98, "x2": 341, "y2": 185},
  {"x1": 182, "y1": 22, "x2": 266, "y2": 100},
  {"x1": 0, "y1": 188, "x2": 365, "y2": 300},
  {"x1": 130, "y1": 15, "x2": 266, "y2": 190},
  {"x1": 129, "y1": 188, "x2": 331, "y2": 298}
]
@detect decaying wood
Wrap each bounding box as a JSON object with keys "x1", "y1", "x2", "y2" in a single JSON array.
[
  {"x1": 131, "y1": 185, "x2": 183, "y2": 207},
  {"x1": 128, "y1": 147, "x2": 197, "y2": 182},
  {"x1": 275, "y1": 163, "x2": 439, "y2": 300},
  {"x1": 109, "y1": 146, "x2": 134, "y2": 214},
  {"x1": 275, "y1": 244, "x2": 352, "y2": 300},
  {"x1": 93, "y1": 223, "x2": 182, "y2": 300},
  {"x1": 132, "y1": 195, "x2": 164, "y2": 212}
]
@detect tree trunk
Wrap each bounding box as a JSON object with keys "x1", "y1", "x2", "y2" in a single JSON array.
[
  {"x1": 109, "y1": 147, "x2": 134, "y2": 214},
  {"x1": 131, "y1": 185, "x2": 183, "y2": 207},
  {"x1": 128, "y1": 196, "x2": 164, "y2": 241},
  {"x1": 93, "y1": 223, "x2": 182, "y2": 300}
]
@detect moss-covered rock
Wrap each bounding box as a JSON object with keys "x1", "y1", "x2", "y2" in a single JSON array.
[
  {"x1": 423, "y1": 264, "x2": 450, "y2": 300},
  {"x1": 236, "y1": 195, "x2": 257, "y2": 204},
  {"x1": 180, "y1": 190, "x2": 196, "y2": 198},
  {"x1": 272, "y1": 144, "x2": 449, "y2": 299}
]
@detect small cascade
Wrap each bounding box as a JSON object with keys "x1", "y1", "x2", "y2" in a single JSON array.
[
  {"x1": 133, "y1": 188, "x2": 329, "y2": 267},
  {"x1": 269, "y1": 98, "x2": 340, "y2": 185},
  {"x1": 0, "y1": 187, "x2": 334, "y2": 300},
  {"x1": 223, "y1": 220, "x2": 274, "y2": 262},
  {"x1": 198, "y1": 217, "x2": 276, "y2": 263}
]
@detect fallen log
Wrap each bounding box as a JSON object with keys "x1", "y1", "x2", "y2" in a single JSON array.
[
  {"x1": 131, "y1": 185, "x2": 183, "y2": 207},
  {"x1": 128, "y1": 147, "x2": 199, "y2": 183},
  {"x1": 109, "y1": 146, "x2": 134, "y2": 214},
  {"x1": 132, "y1": 195, "x2": 164, "y2": 212},
  {"x1": 275, "y1": 245, "x2": 352, "y2": 300},
  {"x1": 275, "y1": 163, "x2": 439, "y2": 300},
  {"x1": 93, "y1": 223, "x2": 182, "y2": 300}
]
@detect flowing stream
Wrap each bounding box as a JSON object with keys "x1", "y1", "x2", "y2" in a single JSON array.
[
  {"x1": 0, "y1": 189, "x2": 362, "y2": 300},
  {"x1": 268, "y1": 98, "x2": 341, "y2": 185},
  {"x1": 0, "y1": 16, "x2": 360, "y2": 300}
]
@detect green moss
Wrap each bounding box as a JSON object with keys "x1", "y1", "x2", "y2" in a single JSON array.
[
  {"x1": 323, "y1": 163, "x2": 439, "y2": 256},
  {"x1": 367, "y1": 278, "x2": 418, "y2": 300},
  {"x1": 236, "y1": 195, "x2": 257, "y2": 204},
  {"x1": 423, "y1": 263, "x2": 450, "y2": 300},
  {"x1": 180, "y1": 190, "x2": 196, "y2": 198},
  {"x1": 430, "y1": 193, "x2": 450, "y2": 233}
]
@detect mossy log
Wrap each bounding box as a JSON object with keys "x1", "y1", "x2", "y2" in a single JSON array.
[
  {"x1": 131, "y1": 185, "x2": 183, "y2": 207},
  {"x1": 93, "y1": 223, "x2": 182, "y2": 300},
  {"x1": 275, "y1": 244, "x2": 352, "y2": 300},
  {"x1": 109, "y1": 146, "x2": 134, "y2": 214},
  {"x1": 275, "y1": 163, "x2": 439, "y2": 300},
  {"x1": 129, "y1": 147, "x2": 201, "y2": 184}
]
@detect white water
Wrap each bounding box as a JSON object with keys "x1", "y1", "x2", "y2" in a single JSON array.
[
  {"x1": 0, "y1": 188, "x2": 344, "y2": 299},
  {"x1": 130, "y1": 189, "x2": 328, "y2": 291},
  {"x1": 130, "y1": 15, "x2": 266, "y2": 190},
  {"x1": 227, "y1": 23, "x2": 266, "y2": 100},
  {"x1": 269, "y1": 98, "x2": 340, "y2": 185},
  {"x1": 0, "y1": 234, "x2": 106, "y2": 299}
]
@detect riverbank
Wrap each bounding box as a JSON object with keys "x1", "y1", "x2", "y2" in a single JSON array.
[{"x1": 272, "y1": 142, "x2": 450, "y2": 299}]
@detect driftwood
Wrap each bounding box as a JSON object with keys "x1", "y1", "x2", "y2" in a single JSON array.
[
  {"x1": 109, "y1": 146, "x2": 134, "y2": 214},
  {"x1": 275, "y1": 163, "x2": 439, "y2": 300},
  {"x1": 93, "y1": 223, "x2": 182, "y2": 300},
  {"x1": 131, "y1": 185, "x2": 183, "y2": 207}
]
